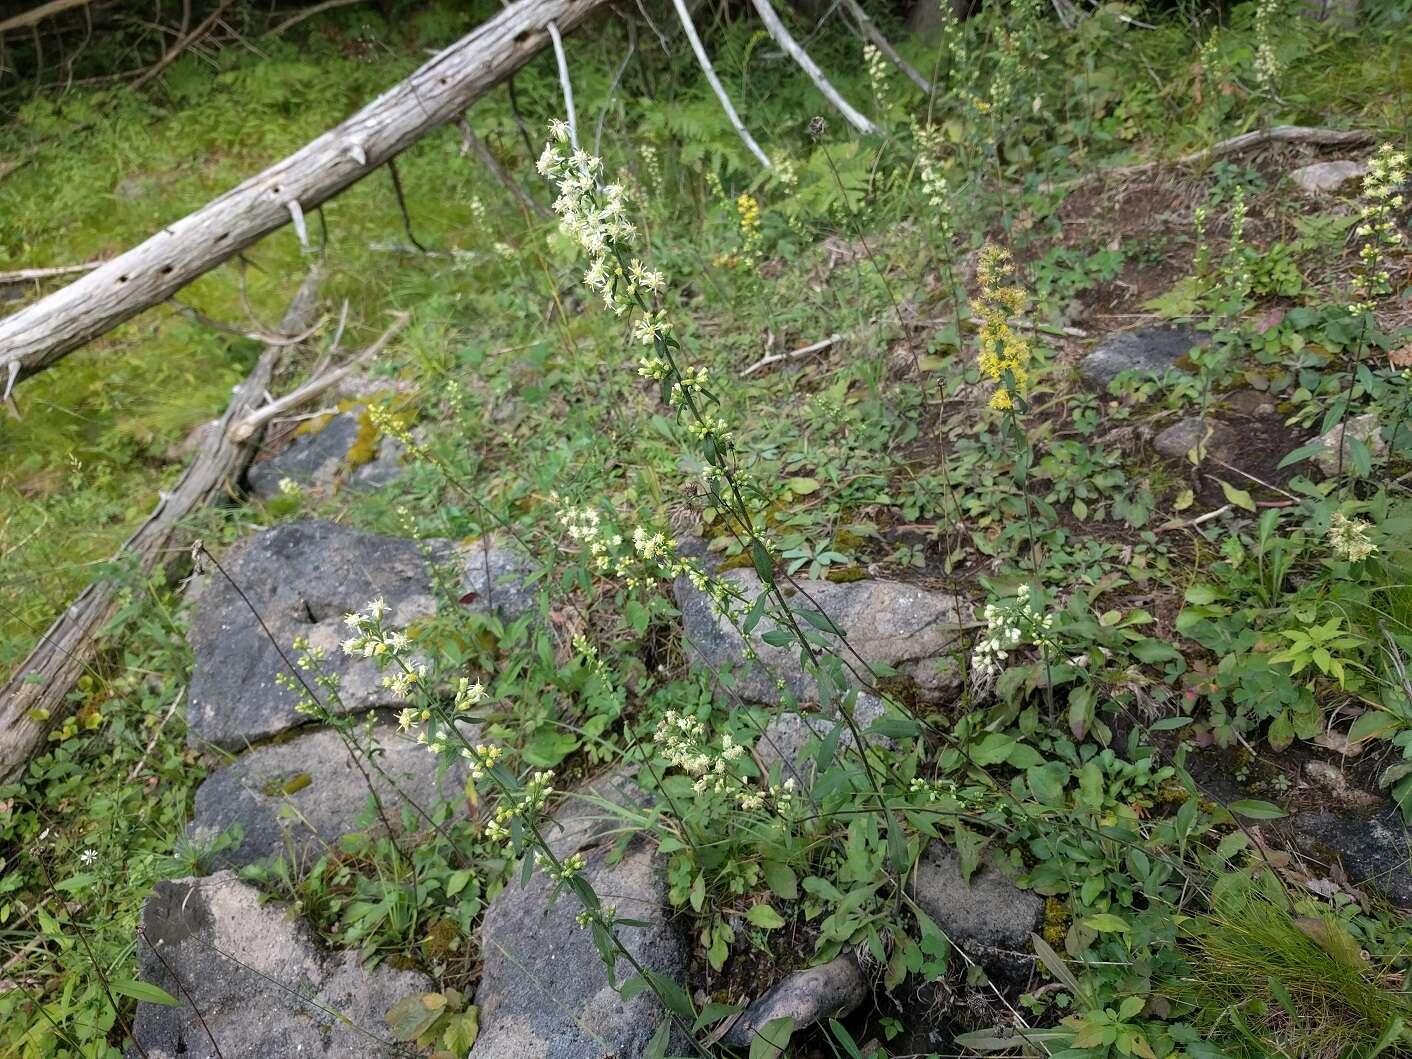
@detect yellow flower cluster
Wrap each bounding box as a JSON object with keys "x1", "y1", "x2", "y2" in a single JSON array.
[
  {"x1": 736, "y1": 193, "x2": 762, "y2": 260},
  {"x1": 970, "y1": 244, "x2": 1031, "y2": 411}
]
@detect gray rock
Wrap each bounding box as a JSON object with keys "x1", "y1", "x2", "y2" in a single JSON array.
[
  {"x1": 1312, "y1": 412, "x2": 1385, "y2": 475},
  {"x1": 1295, "y1": 806, "x2": 1412, "y2": 908},
  {"x1": 186, "y1": 520, "x2": 534, "y2": 750},
  {"x1": 132, "y1": 870, "x2": 428, "y2": 1058},
  {"x1": 1290, "y1": 159, "x2": 1365, "y2": 194},
  {"x1": 1153, "y1": 417, "x2": 1238, "y2": 463},
  {"x1": 909, "y1": 842, "x2": 1042, "y2": 980},
  {"x1": 246, "y1": 413, "x2": 404, "y2": 500},
  {"x1": 720, "y1": 955, "x2": 867, "y2": 1048},
  {"x1": 754, "y1": 696, "x2": 889, "y2": 787},
  {"x1": 540, "y1": 765, "x2": 650, "y2": 860},
  {"x1": 187, "y1": 520, "x2": 442, "y2": 750},
  {"x1": 1079, "y1": 326, "x2": 1202, "y2": 388},
  {"x1": 676, "y1": 571, "x2": 967, "y2": 705},
  {"x1": 457, "y1": 540, "x2": 538, "y2": 624},
  {"x1": 189, "y1": 723, "x2": 472, "y2": 870},
  {"x1": 472, "y1": 774, "x2": 688, "y2": 1059}
]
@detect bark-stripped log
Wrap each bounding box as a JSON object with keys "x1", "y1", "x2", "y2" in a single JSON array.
[
  {"x1": 0, "y1": 272, "x2": 322, "y2": 784},
  {"x1": 0, "y1": 0, "x2": 608, "y2": 393}
]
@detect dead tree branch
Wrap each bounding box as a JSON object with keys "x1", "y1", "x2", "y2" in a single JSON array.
[
  {"x1": 0, "y1": 0, "x2": 610, "y2": 393},
  {"x1": 747, "y1": 0, "x2": 876, "y2": 135},
  {"x1": 230, "y1": 310, "x2": 410, "y2": 441},
  {"x1": 0, "y1": 270, "x2": 323, "y2": 784},
  {"x1": 457, "y1": 118, "x2": 553, "y2": 219},
  {"x1": 671, "y1": 0, "x2": 772, "y2": 169},
  {"x1": 839, "y1": 0, "x2": 932, "y2": 96}
]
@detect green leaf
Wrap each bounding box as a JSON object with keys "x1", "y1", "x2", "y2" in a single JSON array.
[
  {"x1": 446, "y1": 869, "x2": 473, "y2": 898},
  {"x1": 751, "y1": 540, "x2": 774, "y2": 582},
  {"x1": 798, "y1": 609, "x2": 842, "y2": 636},
  {"x1": 1005, "y1": 743, "x2": 1045, "y2": 768},
  {"x1": 1277, "y1": 440, "x2": 1327, "y2": 469},
  {"x1": 868, "y1": 716, "x2": 921, "y2": 740},
  {"x1": 1229, "y1": 799, "x2": 1286, "y2": 820},
  {"x1": 762, "y1": 861, "x2": 798, "y2": 900},
  {"x1": 1349, "y1": 709, "x2": 1400, "y2": 744},
  {"x1": 970, "y1": 732, "x2": 1016, "y2": 766},
  {"x1": 624, "y1": 600, "x2": 649, "y2": 634},
  {"x1": 441, "y1": 1008, "x2": 479, "y2": 1054},
  {"x1": 1026, "y1": 761, "x2": 1070, "y2": 806},
  {"x1": 385, "y1": 992, "x2": 447, "y2": 1042},
  {"x1": 111, "y1": 979, "x2": 181, "y2": 1007},
  {"x1": 828, "y1": 1019, "x2": 867, "y2": 1059},
  {"x1": 1218, "y1": 479, "x2": 1256, "y2": 512},
  {"x1": 749, "y1": 1016, "x2": 795, "y2": 1059},
  {"x1": 1082, "y1": 913, "x2": 1131, "y2": 933},
  {"x1": 521, "y1": 728, "x2": 578, "y2": 768},
  {"x1": 787, "y1": 477, "x2": 820, "y2": 495},
  {"x1": 746, "y1": 903, "x2": 786, "y2": 929},
  {"x1": 643, "y1": 1018, "x2": 671, "y2": 1059},
  {"x1": 1183, "y1": 584, "x2": 1219, "y2": 605}
]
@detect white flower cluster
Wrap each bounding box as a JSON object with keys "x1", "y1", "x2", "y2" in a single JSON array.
[
  {"x1": 911, "y1": 121, "x2": 953, "y2": 225},
  {"x1": 1328, "y1": 511, "x2": 1378, "y2": 562},
  {"x1": 1253, "y1": 0, "x2": 1279, "y2": 99},
  {"x1": 1352, "y1": 144, "x2": 1407, "y2": 312},
  {"x1": 339, "y1": 599, "x2": 487, "y2": 751},
  {"x1": 538, "y1": 121, "x2": 665, "y2": 317},
  {"x1": 865, "y1": 43, "x2": 889, "y2": 103},
  {"x1": 485, "y1": 768, "x2": 556, "y2": 845},
  {"x1": 970, "y1": 585, "x2": 1054, "y2": 681},
  {"x1": 639, "y1": 142, "x2": 663, "y2": 193},
  {"x1": 737, "y1": 777, "x2": 797, "y2": 813},
  {"x1": 277, "y1": 477, "x2": 303, "y2": 498},
  {"x1": 655, "y1": 710, "x2": 745, "y2": 794},
  {"x1": 771, "y1": 154, "x2": 799, "y2": 190}
]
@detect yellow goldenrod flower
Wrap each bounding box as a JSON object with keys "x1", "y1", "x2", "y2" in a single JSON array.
[{"x1": 971, "y1": 244, "x2": 1032, "y2": 411}]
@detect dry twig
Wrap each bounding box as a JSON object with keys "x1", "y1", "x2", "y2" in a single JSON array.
[
  {"x1": 230, "y1": 311, "x2": 410, "y2": 441},
  {"x1": 741, "y1": 332, "x2": 841, "y2": 376}
]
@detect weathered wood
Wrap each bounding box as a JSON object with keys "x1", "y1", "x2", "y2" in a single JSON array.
[
  {"x1": 747, "y1": 0, "x2": 876, "y2": 135},
  {"x1": 670, "y1": 0, "x2": 772, "y2": 170},
  {"x1": 0, "y1": 0, "x2": 608, "y2": 393},
  {"x1": 839, "y1": 0, "x2": 933, "y2": 96},
  {"x1": 0, "y1": 0, "x2": 92, "y2": 35},
  {"x1": 0, "y1": 271, "x2": 322, "y2": 784},
  {"x1": 456, "y1": 119, "x2": 553, "y2": 219}
]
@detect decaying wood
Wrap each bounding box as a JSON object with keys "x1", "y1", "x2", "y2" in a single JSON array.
[
  {"x1": 670, "y1": 0, "x2": 772, "y2": 170},
  {"x1": 1076, "y1": 125, "x2": 1373, "y2": 187},
  {"x1": 0, "y1": 0, "x2": 609, "y2": 394},
  {"x1": 230, "y1": 310, "x2": 409, "y2": 441},
  {"x1": 747, "y1": 0, "x2": 876, "y2": 136},
  {"x1": 741, "y1": 332, "x2": 841, "y2": 376},
  {"x1": 0, "y1": 0, "x2": 91, "y2": 35},
  {"x1": 0, "y1": 261, "x2": 105, "y2": 284},
  {"x1": 457, "y1": 118, "x2": 553, "y2": 219},
  {"x1": 839, "y1": 0, "x2": 933, "y2": 96},
  {"x1": 130, "y1": 0, "x2": 236, "y2": 90},
  {"x1": 265, "y1": 0, "x2": 370, "y2": 37},
  {"x1": 0, "y1": 270, "x2": 323, "y2": 784}
]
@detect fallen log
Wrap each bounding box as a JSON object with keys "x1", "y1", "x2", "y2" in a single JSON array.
[
  {"x1": 1063, "y1": 125, "x2": 1374, "y2": 190},
  {"x1": 0, "y1": 0, "x2": 608, "y2": 395},
  {"x1": 0, "y1": 270, "x2": 322, "y2": 784}
]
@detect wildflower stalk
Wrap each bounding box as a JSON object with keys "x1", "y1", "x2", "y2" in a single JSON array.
[
  {"x1": 33, "y1": 855, "x2": 151, "y2": 1059},
  {"x1": 192, "y1": 543, "x2": 452, "y2": 875},
  {"x1": 537, "y1": 122, "x2": 910, "y2": 871},
  {"x1": 340, "y1": 604, "x2": 712, "y2": 1056},
  {"x1": 1331, "y1": 145, "x2": 1407, "y2": 481}
]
